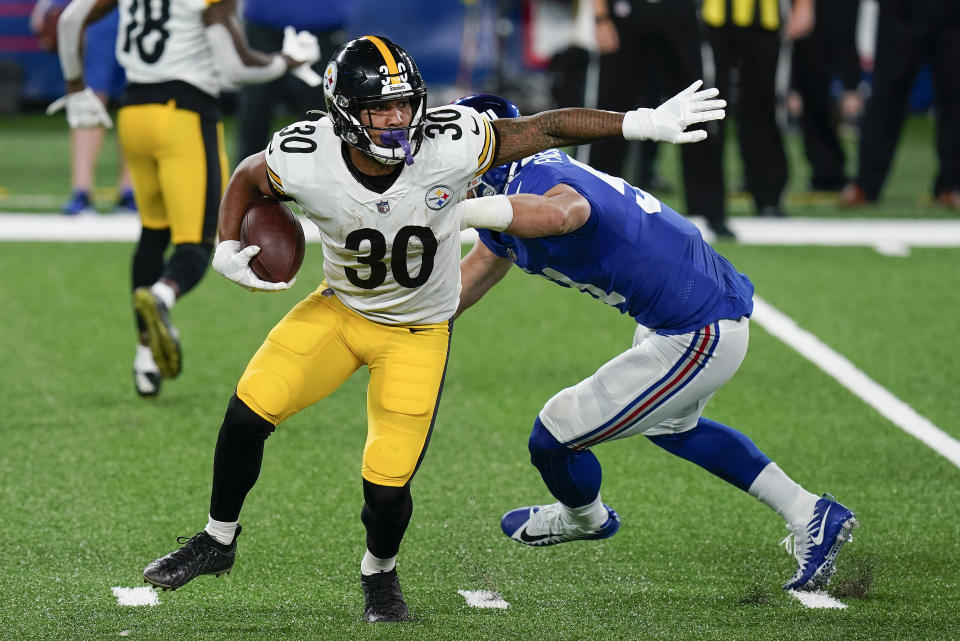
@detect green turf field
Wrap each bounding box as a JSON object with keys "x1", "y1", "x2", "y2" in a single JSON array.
[{"x1": 1, "y1": 112, "x2": 959, "y2": 640}]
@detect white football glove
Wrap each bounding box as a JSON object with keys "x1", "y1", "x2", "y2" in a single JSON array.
[
  {"x1": 46, "y1": 87, "x2": 113, "y2": 128},
  {"x1": 212, "y1": 240, "x2": 294, "y2": 292},
  {"x1": 282, "y1": 26, "x2": 320, "y2": 67},
  {"x1": 622, "y1": 80, "x2": 726, "y2": 144}
]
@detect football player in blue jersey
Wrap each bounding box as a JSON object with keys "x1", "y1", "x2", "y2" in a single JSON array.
[{"x1": 452, "y1": 94, "x2": 859, "y2": 593}]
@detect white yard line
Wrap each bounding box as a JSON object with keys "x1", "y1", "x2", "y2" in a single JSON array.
[
  {"x1": 111, "y1": 586, "x2": 159, "y2": 606},
  {"x1": 457, "y1": 589, "x2": 510, "y2": 609},
  {"x1": 3, "y1": 215, "x2": 960, "y2": 248},
  {"x1": 787, "y1": 590, "x2": 848, "y2": 609},
  {"x1": 752, "y1": 297, "x2": 960, "y2": 469}
]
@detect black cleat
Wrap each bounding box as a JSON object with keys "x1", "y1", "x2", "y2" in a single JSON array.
[
  {"x1": 133, "y1": 287, "x2": 181, "y2": 379},
  {"x1": 143, "y1": 525, "x2": 240, "y2": 590},
  {"x1": 361, "y1": 568, "x2": 410, "y2": 622}
]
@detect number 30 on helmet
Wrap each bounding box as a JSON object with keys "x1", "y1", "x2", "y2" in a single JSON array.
[{"x1": 323, "y1": 35, "x2": 428, "y2": 165}]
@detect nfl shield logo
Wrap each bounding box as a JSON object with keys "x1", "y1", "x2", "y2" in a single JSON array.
[{"x1": 377, "y1": 201, "x2": 391, "y2": 215}]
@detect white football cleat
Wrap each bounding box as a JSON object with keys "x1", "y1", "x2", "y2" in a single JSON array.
[
  {"x1": 781, "y1": 494, "x2": 858, "y2": 591},
  {"x1": 500, "y1": 502, "x2": 620, "y2": 547}
]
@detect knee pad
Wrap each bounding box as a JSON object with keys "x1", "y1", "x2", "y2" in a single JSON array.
[
  {"x1": 164, "y1": 242, "x2": 213, "y2": 296},
  {"x1": 528, "y1": 418, "x2": 569, "y2": 469}
]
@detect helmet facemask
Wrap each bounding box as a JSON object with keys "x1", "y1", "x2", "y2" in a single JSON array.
[{"x1": 340, "y1": 94, "x2": 426, "y2": 165}]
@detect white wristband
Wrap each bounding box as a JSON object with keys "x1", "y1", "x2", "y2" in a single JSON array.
[
  {"x1": 622, "y1": 108, "x2": 655, "y2": 141},
  {"x1": 458, "y1": 194, "x2": 514, "y2": 231}
]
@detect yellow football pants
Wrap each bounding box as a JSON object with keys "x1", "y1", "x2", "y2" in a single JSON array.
[
  {"x1": 237, "y1": 287, "x2": 452, "y2": 487},
  {"x1": 117, "y1": 101, "x2": 228, "y2": 244}
]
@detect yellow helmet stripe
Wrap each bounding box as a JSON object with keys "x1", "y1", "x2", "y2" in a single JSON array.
[{"x1": 363, "y1": 35, "x2": 400, "y2": 84}]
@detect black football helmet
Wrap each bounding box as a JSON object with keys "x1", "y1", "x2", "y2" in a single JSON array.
[{"x1": 323, "y1": 35, "x2": 427, "y2": 165}]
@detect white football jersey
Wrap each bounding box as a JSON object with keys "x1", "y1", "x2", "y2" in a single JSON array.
[
  {"x1": 265, "y1": 105, "x2": 498, "y2": 325},
  {"x1": 115, "y1": 0, "x2": 223, "y2": 97}
]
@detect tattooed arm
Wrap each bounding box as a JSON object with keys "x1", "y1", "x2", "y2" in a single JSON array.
[
  {"x1": 491, "y1": 109, "x2": 623, "y2": 166},
  {"x1": 490, "y1": 80, "x2": 727, "y2": 166}
]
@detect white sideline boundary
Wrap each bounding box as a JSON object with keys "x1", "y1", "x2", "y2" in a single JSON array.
[
  {"x1": 3, "y1": 214, "x2": 960, "y2": 249},
  {"x1": 752, "y1": 297, "x2": 960, "y2": 469}
]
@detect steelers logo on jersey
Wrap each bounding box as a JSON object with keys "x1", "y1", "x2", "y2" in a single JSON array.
[{"x1": 425, "y1": 185, "x2": 453, "y2": 210}]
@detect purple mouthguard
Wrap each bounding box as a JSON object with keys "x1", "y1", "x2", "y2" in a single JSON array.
[{"x1": 380, "y1": 129, "x2": 414, "y2": 166}]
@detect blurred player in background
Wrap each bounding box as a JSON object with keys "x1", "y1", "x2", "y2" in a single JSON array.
[
  {"x1": 233, "y1": 0, "x2": 353, "y2": 164},
  {"x1": 49, "y1": 0, "x2": 319, "y2": 397},
  {"x1": 140, "y1": 36, "x2": 726, "y2": 623},
  {"x1": 454, "y1": 94, "x2": 858, "y2": 593},
  {"x1": 31, "y1": 0, "x2": 135, "y2": 215}
]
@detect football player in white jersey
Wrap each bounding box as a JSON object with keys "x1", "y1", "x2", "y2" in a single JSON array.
[
  {"x1": 50, "y1": 0, "x2": 320, "y2": 397},
  {"x1": 142, "y1": 35, "x2": 728, "y2": 622}
]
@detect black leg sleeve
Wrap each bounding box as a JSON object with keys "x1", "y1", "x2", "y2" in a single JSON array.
[
  {"x1": 360, "y1": 480, "x2": 413, "y2": 560},
  {"x1": 209, "y1": 394, "x2": 276, "y2": 522},
  {"x1": 132, "y1": 227, "x2": 170, "y2": 291},
  {"x1": 163, "y1": 242, "x2": 213, "y2": 297}
]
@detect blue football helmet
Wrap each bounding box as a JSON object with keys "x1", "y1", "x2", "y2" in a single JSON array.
[{"x1": 452, "y1": 94, "x2": 520, "y2": 197}]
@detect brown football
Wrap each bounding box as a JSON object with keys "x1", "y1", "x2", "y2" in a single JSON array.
[{"x1": 240, "y1": 199, "x2": 305, "y2": 283}]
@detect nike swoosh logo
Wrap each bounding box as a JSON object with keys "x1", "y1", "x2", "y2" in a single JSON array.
[
  {"x1": 518, "y1": 527, "x2": 550, "y2": 543},
  {"x1": 810, "y1": 505, "x2": 831, "y2": 546},
  {"x1": 471, "y1": 118, "x2": 480, "y2": 136},
  {"x1": 408, "y1": 328, "x2": 431, "y2": 334}
]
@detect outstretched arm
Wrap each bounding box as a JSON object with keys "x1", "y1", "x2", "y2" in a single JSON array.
[
  {"x1": 457, "y1": 183, "x2": 591, "y2": 238},
  {"x1": 46, "y1": 0, "x2": 117, "y2": 127},
  {"x1": 457, "y1": 241, "x2": 514, "y2": 318},
  {"x1": 56, "y1": 0, "x2": 117, "y2": 92},
  {"x1": 504, "y1": 184, "x2": 591, "y2": 237},
  {"x1": 491, "y1": 80, "x2": 726, "y2": 166}
]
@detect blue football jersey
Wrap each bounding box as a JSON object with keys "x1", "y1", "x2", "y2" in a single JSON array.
[{"x1": 477, "y1": 149, "x2": 754, "y2": 334}]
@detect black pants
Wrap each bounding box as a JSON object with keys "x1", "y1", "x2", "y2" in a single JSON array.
[
  {"x1": 591, "y1": 2, "x2": 727, "y2": 224},
  {"x1": 707, "y1": 24, "x2": 787, "y2": 212},
  {"x1": 234, "y1": 22, "x2": 346, "y2": 164},
  {"x1": 856, "y1": 0, "x2": 960, "y2": 199},
  {"x1": 791, "y1": 0, "x2": 861, "y2": 190}
]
